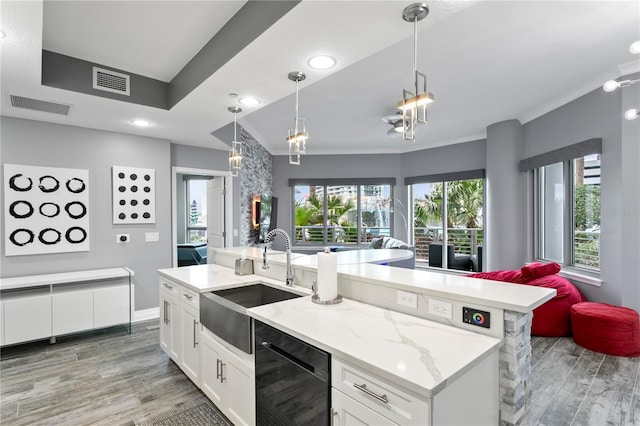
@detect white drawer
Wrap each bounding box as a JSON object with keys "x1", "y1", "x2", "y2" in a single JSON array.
[
  {"x1": 332, "y1": 358, "x2": 430, "y2": 426},
  {"x1": 160, "y1": 278, "x2": 180, "y2": 298},
  {"x1": 180, "y1": 286, "x2": 199, "y2": 309}
]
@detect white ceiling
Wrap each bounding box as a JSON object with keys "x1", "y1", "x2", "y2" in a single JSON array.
[{"x1": 1, "y1": 1, "x2": 639, "y2": 156}]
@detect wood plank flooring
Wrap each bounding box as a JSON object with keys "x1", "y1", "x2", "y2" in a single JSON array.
[{"x1": 1, "y1": 321, "x2": 639, "y2": 425}]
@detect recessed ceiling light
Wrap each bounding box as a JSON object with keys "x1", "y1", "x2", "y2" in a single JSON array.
[
  {"x1": 239, "y1": 97, "x2": 260, "y2": 106},
  {"x1": 131, "y1": 119, "x2": 151, "y2": 127},
  {"x1": 308, "y1": 55, "x2": 336, "y2": 70}
]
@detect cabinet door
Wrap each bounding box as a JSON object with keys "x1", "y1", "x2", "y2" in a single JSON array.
[
  {"x1": 94, "y1": 283, "x2": 129, "y2": 328},
  {"x1": 332, "y1": 389, "x2": 398, "y2": 426},
  {"x1": 52, "y1": 288, "x2": 93, "y2": 335},
  {"x1": 159, "y1": 291, "x2": 179, "y2": 362},
  {"x1": 225, "y1": 357, "x2": 255, "y2": 426},
  {"x1": 180, "y1": 305, "x2": 200, "y2": 385},
  {"x1": 3, "y1": 293, "x2": 52, "y2": 345},
  {"x1": 200, "y1": 331, "x2": 225, "y2": 408}
]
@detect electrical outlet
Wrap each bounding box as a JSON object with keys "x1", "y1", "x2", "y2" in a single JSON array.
[
  {"x1": 116, "y1": 234, "x2": 130, "y2": 243},
  {"x1": 429, "y1": 299, "x2": 452, "y2": 319},
  {"x1": 397, "y1": 290, "x2": 418, "y2": 309}
]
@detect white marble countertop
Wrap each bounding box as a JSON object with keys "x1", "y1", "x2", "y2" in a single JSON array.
[
  {"x1": 212, "y1": 247, "x2": 555, "y2": 312},
  {"x1": 248, "y1": 296, "x2": 501, "y2": 398},
  {"x1": 157, "y1": 263, "x2": 311, "y2": 296},
  {"x1": 0, "y1": 267, "x2": 134, "y2": 291}
]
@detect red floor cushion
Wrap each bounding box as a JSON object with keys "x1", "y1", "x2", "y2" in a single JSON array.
[
  {"x1": 526, "y1": 274, "x2": 586, "y2": 336},
  {"x1": 570, "y1": 302, "x2": 640, "y2": 357}
]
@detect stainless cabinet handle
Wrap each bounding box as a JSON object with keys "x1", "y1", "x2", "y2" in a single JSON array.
[
  {"x1": 220, "y1": 361, "x2": 226, "y2": 383},
  {"x1": 163, "y1": 300, "x2": 169, "y2": 324},
  {"x1": 353, "y1": 383, "x2": 388, "y2": 404},
  {"x1": 216, "y1": 359, "x2": 221, "y2": 380},
  {"x1": 193, "y1": 320, "x2": 198, "y2": 348},
  {"x1": 331, "y1": 409, "x2": 337, "y2": 426},
  {"x1": 163, "y1": 283, "x2": 173, "y2": 290},
  {"x1": 183, "y1": 293, "x2": 193, "y2": 300}
]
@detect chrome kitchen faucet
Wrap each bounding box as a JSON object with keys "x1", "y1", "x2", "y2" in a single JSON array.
[{"x1": 263, "y1": 228, "x2": 294, "y2": 286}]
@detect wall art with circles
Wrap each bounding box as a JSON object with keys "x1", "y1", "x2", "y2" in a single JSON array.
[
  {"x1": 4, "y1": 163, "x2": 90, "y2": 256},
  {"x1": 112, "y1": 166, "x2": 155, "y2": 224}
]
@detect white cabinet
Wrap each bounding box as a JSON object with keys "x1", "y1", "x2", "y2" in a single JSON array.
[
  {"x1": 200, "y1": 327, "x2": 255, "y2": 426},
  {"x1": 52, "y1": 286, "x2": 93, "y2": 335},
  {"x1": 332, "y1": 358, "x2": 430, "y2": 426},
  {"x1": 159, "y1": 278, "x2": 202, "y2": 387},
  {"x1": 159, "y1": 279, "x2": 180, "y2": 363},
  {"x1": 2, "y1": 288, "x2": 52, "y2": 346},
  {"x1": 0, "y1": 268, "x2": 133, "y2": 347},
  {"x1": 94, "y1": 283, "x2": 129, "y2": 328},
  {"x1": 179, "y1": 287, "x2": 200, "y2": 385},
  {"x1": 333, "y1": 388, "x2": 397, "y2": 426},
  {"x1": 332, "y1": 352, "x2": 499, "y2": 426}
]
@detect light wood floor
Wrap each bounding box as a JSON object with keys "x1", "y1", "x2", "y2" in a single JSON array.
[{"x1": 1, "y1": 320, "x2": 639, "y2": 425}]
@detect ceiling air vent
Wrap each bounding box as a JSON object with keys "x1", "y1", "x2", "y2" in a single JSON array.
[
  {"x1": 10, "y1": 95, "x2": 71, "y2": 116},
  {"x1": 93, "y1": 66, "x2": 130, "y2": 96}
]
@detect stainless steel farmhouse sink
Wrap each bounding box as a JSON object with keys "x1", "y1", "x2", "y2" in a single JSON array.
[{"x1": 200, "y1": 283, "x2": 303, "y2": 354}]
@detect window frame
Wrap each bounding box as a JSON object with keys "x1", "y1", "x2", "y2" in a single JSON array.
[
  {"x1": 532, "y1": 158, "x2": 601, "y2": 274},
  {"x1": 185, "y1": 178, "x2": 207, "y2": 243},
  {"x1": 290, "y1": 179, "x2": 395, "y2": 246}
]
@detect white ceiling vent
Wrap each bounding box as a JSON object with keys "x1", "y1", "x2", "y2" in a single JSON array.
[
  {"x1": 93, "y1": 66, "x2": 130, "y2": 96},
  {"x1": 10, "y1": 95, "x2": 71, "y2": 116}
]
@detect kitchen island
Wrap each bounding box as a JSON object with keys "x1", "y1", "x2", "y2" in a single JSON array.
[{"x1": 161, "y1": 247, "x2": 554, "y2": 425}]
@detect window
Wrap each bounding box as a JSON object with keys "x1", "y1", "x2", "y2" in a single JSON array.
[
  {"x1": 535, "y1": 154, "x2": 601, "y2": 271},
  {"x1": 410, "y1": 176, "x2": 484, "y2": 272},
  {"x1": 291, "y1": 180, "x2": 393, "y2": 245},
  {"x1": 186, "y1": 179, "x2": 207, "y2": 243}
]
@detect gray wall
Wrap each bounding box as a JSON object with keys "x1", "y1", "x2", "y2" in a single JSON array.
[
  {"x1": 1, "y1": 117, "x2": 172, "y2": 311},
  {"x1": 522, "y1": 84, "x2": 628, "y2": 307}
]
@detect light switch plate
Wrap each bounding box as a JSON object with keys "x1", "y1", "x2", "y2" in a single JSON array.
[{"x1": 145, "y1": 232, "x2": 159, "y2": 242}]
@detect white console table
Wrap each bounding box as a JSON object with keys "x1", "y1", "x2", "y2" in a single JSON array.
[{"x1": 0, "y1": 267, "x2": 134, "y2": 346}]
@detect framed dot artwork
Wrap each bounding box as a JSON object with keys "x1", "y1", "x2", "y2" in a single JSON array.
[
  {"x1": 112, "y1": 166, "x2": 156, "y2": 224},
  {"x1": 4, "y1": 163, "x2": 90, "y2": 256}
]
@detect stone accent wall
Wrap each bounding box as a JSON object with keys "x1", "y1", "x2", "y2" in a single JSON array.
[
  {"x1": 499, "y1": 310, "x2": 533, "y2": 426},
  {"x1": 238, "y1": 125, "x2": 272, "y2": 246}
]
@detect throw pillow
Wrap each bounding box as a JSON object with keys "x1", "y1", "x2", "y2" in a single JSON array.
[{"x1": 521, "y1": 262, "x2": 561, "y2": 279}]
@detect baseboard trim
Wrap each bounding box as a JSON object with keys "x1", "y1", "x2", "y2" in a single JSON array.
[{"x1": 133, "y1": 307, "x2": 159, "y2": 322}]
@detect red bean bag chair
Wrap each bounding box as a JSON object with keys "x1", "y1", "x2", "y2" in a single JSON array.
[
  {"x1": 468, "y1": 262, "x2": 586, "y2": 336},
  {"x1": 571, "y1": 302, "x2": 640, "y2": 357}
]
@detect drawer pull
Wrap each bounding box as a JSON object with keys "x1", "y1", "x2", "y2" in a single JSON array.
[
  {"x1": 353, "y1": 383, "x2": 388, "y2": 404},
  {"x1": 183, "y1": 293, "x2": 193, "y2": 300},
  {"x1": 163, "y1": 283, "x2": 173, "y2": 290}
]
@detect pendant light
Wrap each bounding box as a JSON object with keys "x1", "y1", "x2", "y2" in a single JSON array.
[
  {"x1": 602, "y1": 40, "x2": 640, "y2": 121},
  {"x1": 397, "y1": 3, "x2": 434, "y2": 141},
  {"x1": 286, "y1": 71, "x2": 308, "y2": 165},
  {"x1": 228, "y1": 106, "x2": 242, "y2": 177}
]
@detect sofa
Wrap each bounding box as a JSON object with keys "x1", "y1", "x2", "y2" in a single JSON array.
[
  {"x1": 368, "y1": 237, "x2": 415, "y2": 269},
  {"x1": 428, "y1": 243, "x2": 473, "y2": 271}
]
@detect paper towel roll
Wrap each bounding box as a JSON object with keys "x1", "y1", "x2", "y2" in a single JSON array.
[{"x1": 317, "y1": 250, "x2": 338, "y2": 301}]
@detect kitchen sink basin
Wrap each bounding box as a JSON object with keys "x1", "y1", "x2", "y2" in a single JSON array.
[{"x1": 200, "y1": 283, "x2": 303, "y2": 354}]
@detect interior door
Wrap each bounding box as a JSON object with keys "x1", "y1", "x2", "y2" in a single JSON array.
[{"x1": 207, "y1": 177, "x2": 225, "y2": 248}]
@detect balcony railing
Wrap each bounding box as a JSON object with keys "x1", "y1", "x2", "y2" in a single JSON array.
[
  {"x1": 294, "y1": 225, "x2": 390, "y2": 244},
  {"x1": 414, "y1": 227, "x2": 483, "y2": 265},
  {"x1": 574, "y1": 231, "x2": 600, "y2": 269}
]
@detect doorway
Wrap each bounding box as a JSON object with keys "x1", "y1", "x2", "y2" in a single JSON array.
[{"x1": 171, "y1": 166, "x2": 233, "y2": 267}]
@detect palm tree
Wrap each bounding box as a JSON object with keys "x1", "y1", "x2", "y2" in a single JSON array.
[{"x1": 414, "y1": 179, "x2": 483, "y2": 229}]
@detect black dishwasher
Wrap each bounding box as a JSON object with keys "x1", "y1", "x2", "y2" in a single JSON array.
[{"x1": 254, "y1": 320, "x2": 330, "y2": 425}]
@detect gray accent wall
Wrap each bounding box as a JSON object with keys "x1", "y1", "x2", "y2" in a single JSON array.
[
  {"x1": 486, "y1": 120, "x2": 526, "y2": 271},
  {"x1": 42, "y1": 50, "x2": 169, "y2": 109},
  {"x1": 238, "y1": 126, "x2": 272, "y2": 246},
  {"x1": 1, "y1": 117, "x2": 171, "y2": 311},
  {"x1": 523, "y1": 85, "x2": 626, "y2": 307}
]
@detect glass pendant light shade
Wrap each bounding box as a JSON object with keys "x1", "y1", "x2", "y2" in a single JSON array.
[
  {"x1": 287, "y1": 71, "x2": 308, "y2": 165},
  {"x1": 396, "y1": 3, "x2": 434, "y2": 141},
  {"x1": 624, "y1": 108, "x2": 638, "y2": 120},
  {"x1": 228, "y1": 106, "x2": 243, "y2": 177}
]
